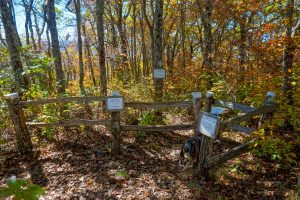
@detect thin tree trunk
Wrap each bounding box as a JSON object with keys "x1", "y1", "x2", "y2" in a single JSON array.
[
  {"x1": 139, "y1": 13, "x2": 148, "y2": 77},
  {"x1": 74, "y1": 0, "x2": 85, "y2": 94},
  {"x1": 46, "y1": 0, "x2": 65, "y2": 95},
  {"x1": 96, "y1": 0, "x2": 107, "y2": 95},
  {"x1": 282, "y1": 0, "x2": 295, "y2": 130},
  {"x1": 132, "y1": 1, "x2": 138, "y2": 80},
  {"x1": 180, "y1": 1, "x2": 186, "y2": 68},
  {"x1": 238, "y1": 14, "x2": 247, "y2": 82},
  {"x1": 82, "y1": 22, "x2": 96, "y2": 87},
  {"x1": 153, "y1": 0, "x2": 164, "y2": 101},
  {"x1": 0, "y1": 0, "x2": 28, "y2": 95},
  {"x1": 7, "y1": 0, "x2": 22, "y2": 47}
]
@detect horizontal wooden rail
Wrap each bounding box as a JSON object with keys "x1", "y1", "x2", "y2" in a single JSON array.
[
  {"x1": 121, "y1": 124, "x2": 194, "y2": 132},
  {"x1": 125, "y1": 101, "x2": 192, "y2": 109},
  {"x1": 221, "y1": 104, "x2": 278, "y2": 129},
  {"x1": 20, "y1": 96, "x2": 107, "y2": 106},
  {"x1": 215, "y1": 100, "x2": 255, "y2": 113},
  {"x1": 204, "y1": 140, "x2": 255, "y2": 168},
  {"x1": 26, "y1": 119, "x2": 110, "y2": 127},
  {"x1": 229, "y1": 125, "x2": 255, "y2": 134}
]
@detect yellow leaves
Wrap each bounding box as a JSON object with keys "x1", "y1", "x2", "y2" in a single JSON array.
[
  {"x1": 288, "y1": 69, "x2": 292, "y2": 73},
  {"x1": 291, "y1": 82, "x2": 296, "y2": 86}
]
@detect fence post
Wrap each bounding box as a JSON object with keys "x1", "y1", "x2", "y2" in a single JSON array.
[
  {"x1": 5, "y1": 93, "x2": 33, "y2": 155},
  {"x1": 258, "y1": 92, "x2": 276, "y2": 128},
  {"x1": 197, "y1": 91, "x2": 214, "y2": 179},
  {"x1": 192, "y1": 92, "x2": 202, "y2": 133},
  {"x1": 109, "y1": 91, "x2": 122, "y2": 155},
  {"x1": 111, "y1": 111, "x2": 121, "y2": 155}
]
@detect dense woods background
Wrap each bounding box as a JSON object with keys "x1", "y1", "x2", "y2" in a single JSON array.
[{"x1": 0, "y1": 0, "x2": 299, "y2": 199}]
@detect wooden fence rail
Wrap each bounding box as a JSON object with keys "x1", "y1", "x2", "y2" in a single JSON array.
[
  {"x1": 26, "y1": 119, "x2": 110, "y2": 127},
  {"x1": 5, "y1": 91, "x2": 278, "y2": 180},
  {"x1": 125, "y1": 101, "x2": 192, "y2": 109},
  {"x1": 20, "y1": 96, "x2": 107, "y2": 106},
  {"x1": 121, "y1": 124, "x2": 194, "y2": 132}
]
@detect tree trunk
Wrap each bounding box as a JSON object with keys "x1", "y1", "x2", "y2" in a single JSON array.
[
  {"x1": 238, "y1": 14, "x2": 247, "y2": 82},
  {"x1": 196, "y1": 0, "x2": 214, "y2": 89},
  {"x1": 74, "y1": 0, "x2": 85, "y2": 94},
  {"x1": 180, "y1": 1, "x2": 186, "y2": 68},
  {"x1": 82, "y1": 22, "x2": 97, "y2": 87},
  {"x1": 7, "y1": 0, "x2": 22, "y2": 47},
  {"x1": 115, "y1": 0, "x2": 129, "y2": 65},
  {"x1": 96, "y1": 0, "x2": 107, "y2": 95},
  {"x1": 139, "y1": 13, "x2": 149, "y2": 77},
  {"x1": 153, "y1": 0, "x2": 164, "y2": 101},
  {"x1": 0, "y1": 0, "x2": 28, "y2": 95},
  {"x1": 46, "y1": 0, "x2": 66, "y2": 95},
  {"x1": 282, "y1": 0, "x2": 295, "y2": 130},
  {"x1": 5, "y1": 93, "x2": 33, "y2": 155},
  {"x1": 132, "y1": 0, "x2": 138, "y2": 80}
]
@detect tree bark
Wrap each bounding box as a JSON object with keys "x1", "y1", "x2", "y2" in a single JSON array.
[
  {"x1": 82, "y1": 21, "x2": 96, "y2": 87},
  {"x1": 281, "y1": 0, "x2": 297, "y2": 130},
  {"x1": 0, "y1": 0, "x2": 28, "y2": 94},
  {"x1": 96, "y1": 0, "x2": 107, "y2": 95},
  {"x1": 5, "y1": 93, "x2": 33, "y2": 155},
  {"x1": 46, "y1": 0, "x2": 66, "y2": 95},
  {"x1": 74, "y1": 0, "x2": 85, "y2": 94},
  {"x1": 238, "y1": 13, "x2": 247, "y2": 82},
  {"x1": 180, "y1": 1, "x2": 186, "y2": 68},
  {"x1": 153, "y1": 0, "x2": 164, "y2": 101}
]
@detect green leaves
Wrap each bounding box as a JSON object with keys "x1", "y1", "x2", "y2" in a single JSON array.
[
  {"x1": 0, "y1": 136, "x2": 5, "y2": 145},
  {"x1": 0, "y1": 177, "x2": 45, "y2": 200}
]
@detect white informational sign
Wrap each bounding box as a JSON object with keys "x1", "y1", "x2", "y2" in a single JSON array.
[
  {"x1": 154, "y1": 69, "x2": 166, "y2": 79},
  {"x1": 211, "y1": 107, "x2": 229, "y2": 116},
  {"x1": 192, "y1": 92, "x2": 202, "y2": 99},
  {"x1": 106, "y1": 97, "x2": 124, "y2": 111},
  {"x1": 198, "y1": 112, "x2": 220, "y2": 138}
]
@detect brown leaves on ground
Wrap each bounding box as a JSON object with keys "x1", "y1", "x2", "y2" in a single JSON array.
[{"x1": 0, "y1": 127, "x2": 299, "y2": 199}]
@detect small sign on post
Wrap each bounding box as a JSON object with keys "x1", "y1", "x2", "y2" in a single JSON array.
[
  {"x1": 106, "y1": 96, "x2": 125, "y2": 112},
  {"x1": 153, "y1": 69, "x2": 166, "y2": 79},
  {"x1": 197, "y1": 112, "x2": 220, "y2": 139},
  {"x1": 192, "y1": 92, "x2": 202, "y2": 99}
]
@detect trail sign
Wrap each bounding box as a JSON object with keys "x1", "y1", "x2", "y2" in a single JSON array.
[
  {"x1": 192, "y1": 92, "x2": 202, "y2": 99},
  {"x1": 106, "y1": 96, "x2": 124, "y2": 111},
  {"x1": 154, "y1": 69, "x2": 166, "y2": 79},
  {"x1": 198, "y1": 112, "x2": 220, "y2": 139}
]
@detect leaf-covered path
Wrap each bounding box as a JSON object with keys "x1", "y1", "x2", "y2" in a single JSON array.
[{"x1": 1, "y1": 127, "x2": 299, "y2": 199}]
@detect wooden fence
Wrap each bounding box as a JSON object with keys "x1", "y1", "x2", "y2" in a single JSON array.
[{"x1": 5, "y1": 91, "x2": 278, "y2": 178}]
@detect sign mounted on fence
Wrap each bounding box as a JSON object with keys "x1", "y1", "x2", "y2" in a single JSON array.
[
  {"x1": 153, "y1": 69, "x2": 166, "y2": 79},
  {"x1": 192, "y1": 92, "x2": 202, "y2": 99},
  {"x1": 198, "y1": 112, "x2": 220, "y2": 139},
  {"x1": 106, "y1": 96, "x2": 125, "y2": 111}
]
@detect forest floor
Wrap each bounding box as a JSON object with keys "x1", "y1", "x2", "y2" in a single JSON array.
[{"x1": 0, "y1": 116, "x2": 299, "y2": 200}]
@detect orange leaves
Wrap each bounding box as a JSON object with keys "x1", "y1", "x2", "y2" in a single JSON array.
[{"x1": 261, "y1": 23, "x2": 278, "y2": 34}]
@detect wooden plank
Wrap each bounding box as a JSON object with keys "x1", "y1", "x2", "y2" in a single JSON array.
[
  {"x1": 221, "y1": 104, "x2": 278, "y2": 129},
  {"x1": 20, "y1": 96, "x2": 107, "y2": 106},
  {"x1": 26, "y1": 119, "x2": 110, "y2": 127},
  {"x1": 214, "y1": 100, "x2": 255, "y2": 113},
  {"x1": 229, "y1": 125, "x2": 255, "y2": 134},
  {"x1": 125, "y1": 101, "x2": 192, "y2": 109},
  {"x1": 121, "y1": 124, "x2": 194, "y2": 132},
  {"x1": 204, "y1": 140, "x2": 255, "y2": 168}
]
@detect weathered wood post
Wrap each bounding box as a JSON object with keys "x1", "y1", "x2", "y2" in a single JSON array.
[
  {"x1": 5, "y1": 93, "x2": 33, "y2": 155},
  {"x1": 197, "y1": 91, "x2": 214, "y2": 179},
  {"x1": 111, "y1": 111, "x2": 121, "y2": 155},
  {"x1": 107, "y1": 91, "x2": 124, "y2": 156},
  {"x1": 192, "y1": 92, "x2": 202, "y2": 132},
  {"x1": 258, "y1": 92, "x2": 276, "y2": 128}
]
